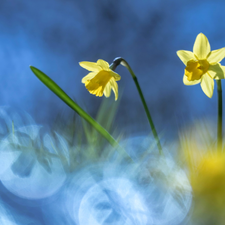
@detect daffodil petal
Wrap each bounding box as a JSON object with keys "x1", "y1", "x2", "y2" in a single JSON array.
[
  {"x1": 207, "y1": 47, "x2": 225, "y2": 63},
  {"x1": 110, "y1": 70, "x2": 121, "y2": 81},
  {"x1": 208, "y1": 63, "x2": 225, "y2": 80},
  {"x1": 103, "y1": 81, "x2": 112, "y2": 97},
  {"x1": 183, "y1": 74, "x2": 201, "y2": 86},
  {"x1": 193, "y1": 33, "x2": 211, "y2": 59},
  {"x1": 97, "y1": 59, "x2": 110, "y2": 70},
  {"x1": 79, "y1": 61, "x2": 101, "y2": 72},
  {"x1": 200, "y1": 74, "x2": 214, "y2": 98},
  {"x1": 177, "y1": 50, "x2": 195, "y2": 65},
  {"x1": 110, "y1": 78, "x2": 118, "y2": 101},
  {"x1": 81, "y1": 72, "x2": 97, "y2": 83}
]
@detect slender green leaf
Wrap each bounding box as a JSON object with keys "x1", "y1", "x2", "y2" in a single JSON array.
[{"x1": 30, "y1": 66, "x2": 119, "y2": 147}]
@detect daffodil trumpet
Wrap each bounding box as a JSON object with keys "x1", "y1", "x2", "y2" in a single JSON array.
[
  {"x1": 79, "y1": 59, "x2": 121, "y2": 101},
  {"x1": 110, "y1": 57, "x2": 163, "y2": 155}
]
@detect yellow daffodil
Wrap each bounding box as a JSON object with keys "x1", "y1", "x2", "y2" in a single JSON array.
[
  {"x1": 188, "y1": 151, "x2": 225, "y2": 223},
  {"x1": 79, "y1": 59, "x2": 121, "y2": 101},
  {"x1": 190, "y1": 152, "x2": 225, "y2": 198},
  {"x1": 177, "y1": 33, "x2": 225, "y2": 98}
]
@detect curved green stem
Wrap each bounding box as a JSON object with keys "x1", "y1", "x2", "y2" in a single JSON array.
[
  {"x1": 216, "y1": 80, "x2": 223, "y2": 152},
  {"x1": 111, "y1": 58, "x2": 163, "y2": 155}
]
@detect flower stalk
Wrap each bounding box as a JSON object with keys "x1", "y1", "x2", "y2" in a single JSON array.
[
  {"x1": 217, "y1": 80, "x2": 223, "y2": 152},
  {"x1": 110, "y1": 57, "x2": 163, "y2": 155}
]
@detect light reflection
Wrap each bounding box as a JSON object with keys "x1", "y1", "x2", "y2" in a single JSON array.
[
  {"x1": 143, "y1": 156, "x2": 192, "y2": 225},
  {"x1": 1, "y1": 156, "x2": 66, "y2": 199},
  {"x1": 121, "y1": 136, "x2": 192, "y2": 225},
  {"x1": 0, "y1": 107, "x2": 192, "y2": 224},
  {"x1": 0, "y1": 106, "x2": 35, "y2": 138},
  {"x1": 62, "y1": 141, "x2": 192, "y2": 225},
  {"x1": 0, "y1": 108, "x2": 67, "y2": 199},
  {"x1": 0, "y1": 203, "x2": 18, "y2": 225},
  {"x1": 78, "y1": 178, "x2": 148, "y2": 225}
]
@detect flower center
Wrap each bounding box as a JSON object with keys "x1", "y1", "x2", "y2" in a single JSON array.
[
  {"x1": 185, "y1": 59, "x2": 209, "y2": 81},
  {"x1": 84, "y1": 70, "x2": 112, "y2": 96}
]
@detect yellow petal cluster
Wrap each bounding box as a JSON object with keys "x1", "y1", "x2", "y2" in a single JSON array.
[
  {"x1": 177, "y1": 33, "x2": 225, "y2": 98},
  {"x1": 79, "y1": 59, "x2": 121, "y2": 101}
]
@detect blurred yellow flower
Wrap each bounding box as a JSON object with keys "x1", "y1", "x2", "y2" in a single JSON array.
[
  {"x1": 79, "y1": 59, "x2": 121, "y2": 101},
  {"x1": 185, "y1": 148, "x2": 225, "y2": 224},
  {"x1": 177, "y1": 33, "x2": 225, "y2": 98},
  {"x1": 190, "y1": 152, "x2": 225, "y2": 199}
]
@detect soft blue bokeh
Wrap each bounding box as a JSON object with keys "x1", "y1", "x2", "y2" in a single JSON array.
[{"x1": 0, "y1": 0, "x2": 225, "y2": 224}]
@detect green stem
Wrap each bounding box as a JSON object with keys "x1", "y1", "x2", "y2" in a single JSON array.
[
  {"x1": 111, "y1": 58, "x2": 163, "y2": 155},
  {"x1": 217, "y1": 80, "x2": 223, "y2": 152}
]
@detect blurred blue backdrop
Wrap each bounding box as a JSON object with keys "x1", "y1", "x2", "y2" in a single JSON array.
[
  {"x1": 0, "y1": 0, "x2": 225, "y2": 224},
  {"x1": 1, "y1": 0, "x2": 225, "y2": 139}
]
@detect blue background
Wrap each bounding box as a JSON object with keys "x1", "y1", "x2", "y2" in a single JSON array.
[
  {"x1": 0, "y1": 0, "x2": 225, "y2": 224},
  {"x1": 1, "y1": 0, "x2": 225, "y2": 139}
]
